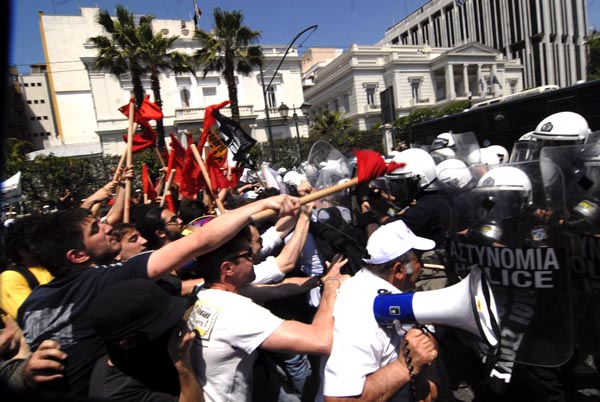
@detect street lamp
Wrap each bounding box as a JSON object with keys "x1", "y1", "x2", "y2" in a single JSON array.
[{"x1": 279, "y1": 102, "x2": 303, "y2": 160}]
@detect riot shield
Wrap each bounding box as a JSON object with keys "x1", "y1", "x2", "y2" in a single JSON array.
[
  {"x1": 541, "y1": 140, "x2": 600, "y2": 357},
  {"x1": 446, "y1": 161, "x2": 572, "y2": 372}
]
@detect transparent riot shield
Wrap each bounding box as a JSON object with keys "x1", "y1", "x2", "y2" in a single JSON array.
[
  {"x1": 445, "y1": 161, "x2": 572, "y2": 371},
  {"x1": 451, "y1": 132, "x2": 481, "y2": 165},
  {"x1": 541, "y1": 139, "x2": 600, "y2": 358}
]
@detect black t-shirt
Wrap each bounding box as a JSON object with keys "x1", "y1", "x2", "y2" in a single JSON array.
[
  {"x1": 17, "y1": 251, "x2": 152, "y2": 399},
  {"x1": 89, "y1": 355, "x2": 177, "y2": 402},
  {"x1": 393, "y1": 191, "x2": 452, "y2": 246}
]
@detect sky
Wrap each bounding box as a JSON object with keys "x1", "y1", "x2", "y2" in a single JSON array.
[{"x1": 9, "y1": 0, "x2": 600, "y2": 73}]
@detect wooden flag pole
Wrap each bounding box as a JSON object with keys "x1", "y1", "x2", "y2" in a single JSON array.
[
  {"x1": 123, "y1": 100, "x2": 135, "y2": 223},
  {"x1": 190, "y1": 144, "x2": 225, "y2": 215},
  {"x1": 159, "y1": 169, "x2": 177, "y2": 208}
]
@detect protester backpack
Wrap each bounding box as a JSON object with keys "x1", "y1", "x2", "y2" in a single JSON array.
[
  {"x1": 310, "y1": 206, "x2": 367, "y2": 276},
  {"x1": 1, "y1": 264, "x2": 40, "y2": 290}
]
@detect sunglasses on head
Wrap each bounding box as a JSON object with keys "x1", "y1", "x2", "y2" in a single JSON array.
[{"x1": 224, "y1": 247, "x2": 254, "y2": 262}]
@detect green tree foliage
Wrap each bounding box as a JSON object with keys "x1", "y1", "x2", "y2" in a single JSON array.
[
  {"x1": 194, "y1": 8, "x2": 262, "y2": 122},
  {"x1": 588, "y1": 30, "x2": 600, "y2": 80},
  {"x1": 90, "y1": 5, "x2": 193, "y2": 149},
  {"x1": 89, "y1": 5, "x2": 147, "y2": 108},
  {"x1": 4, "y1": 139, "x2": 165, "y2": 213},
  {"x1": 311, "y1": 110, "x2": 354, "y2": 138}
]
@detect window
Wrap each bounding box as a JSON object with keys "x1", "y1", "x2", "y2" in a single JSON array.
[
  {"x1": 43, "y1": 116, "x2": 48, "y2": 120},
  {"x1": 40, "y1": 99, "x2": 45, "y2": 104},
  {"x1": 343, "y1": 94, "x2": 350, "y2": 113},
  {"x1": 266, "y1": 86, "x2": 277, "y2": 108},
  {"x1": 333, "y1": 99, "x2": 339, "y2": 112},
  {"x1": 37, "y1": 116, "x2": 42, "y2": 120},
  {"x1": 202, "y1": 87, "x2": 217, "y2": 106},
  {"x1": 37, "y1": 83, "x2": 42, "y2": 87},
  {"x1": 47, "y1": 132, "x2": 51, "y2": 136},
  {"x1": 34, "y1": 100, "x2": 39, "y2": 104},
  {"x1": 27, "y1": 100, "x2": 32, "y2": 104},
  {"x1": 24, "y1": 83, "x2": 29, "y2": 87},
  {"x1": 180, "y1": 88, "x2": 191, "y2": 107},
  {"x1": 366, "y1": 87, "x2": 376, "y2": 106}
]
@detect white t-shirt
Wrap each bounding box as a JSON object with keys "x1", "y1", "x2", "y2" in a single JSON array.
[
  {"x1": 251, "y1": 256, "x2": 285, "y2": 284},
  {"x1": 324, "y1": 268, "x2": 411, "y2": 401},
  {"x1": 188, "y1": 289, "x2": 284, "y2": 402}
]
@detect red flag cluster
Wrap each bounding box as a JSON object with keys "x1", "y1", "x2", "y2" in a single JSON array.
[
  {"x1": 119, "y1": 95, "x2": 163, "y2": 153},
  {"x1": 128, "y1": 99, "x2": 252, "y2": 203}
]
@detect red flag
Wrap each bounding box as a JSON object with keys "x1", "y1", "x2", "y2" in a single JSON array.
[
  {"x1": 354, "y1": 149, "x2": 387, "y2": 183},
  {"x1": 167, "y1": 133, "x2": 186, "y2": 185},
  {"x1": 206, "y1": 153, "x2": 231, "y2": 191},
  {"x1": 119, "y1": 95, "x2": 163, "y2": 122},
  {"x1": 123, "y1": 124, "x2": 158, "y2": 153},
  {"x1": 179, "y1": 146, "x2": 204, "y2": 199},
  {"x1": 141, "y1": 163, "x2": 158, "y2": 201}
]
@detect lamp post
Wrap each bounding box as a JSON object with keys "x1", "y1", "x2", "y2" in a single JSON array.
[
  {"x1": 259, "y1": 24, "x2": 318, "y2": 163},
  {"x1": 277, "y1": 102, "x2": 302, "y2": 160}
]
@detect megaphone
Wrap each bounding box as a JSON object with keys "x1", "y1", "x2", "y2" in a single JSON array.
[{"x1": 373, "y1": 267, "x2": 500, "y2": 348}]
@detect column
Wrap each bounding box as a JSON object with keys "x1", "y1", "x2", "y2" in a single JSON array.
[
  {"x1": 463, "y1": 64, "x2": 470, "y2": 97},
  {"x1": 446, "y1": 64, "x2": 456, "y2": 101}
]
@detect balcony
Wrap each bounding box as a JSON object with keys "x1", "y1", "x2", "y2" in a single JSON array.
[{"x1": 174, "y1": 104, "x2": 256, "y2": 123}]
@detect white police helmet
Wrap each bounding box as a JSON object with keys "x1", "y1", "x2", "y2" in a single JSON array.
[
  {"x1": 436, "y1": 158, "x2": 472, "y2": 188},
  {"x1": 430, "y1": 147, "x2": 456, "y2": 164},
  {"x1": 387, "y1": 148, "x2": 439, "y2": 190},
  {"x1": 431, "y1": 132, "x2": 455, "y2": 151},
  {"x1": 485, "y1": 145, "x2": 510, "y2": 164},
  {"x1": 476, "y1": 166, "x2": 533, "y2": 206},
  {"x1": 532, "y1": 112, "x2": 591, "y2": 144}
]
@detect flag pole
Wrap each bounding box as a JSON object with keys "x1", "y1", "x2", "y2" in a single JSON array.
[
  {"x1": 190, "y1": 144, "x2": 225, "y2": 215},
  {"x1": 124, "y1": 99, "x2": 135, "y2": 223}
]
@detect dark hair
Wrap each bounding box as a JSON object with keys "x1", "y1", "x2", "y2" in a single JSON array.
[
  {"x1": 131, "y1": 205, "x2": 165, "y2": 250},
  {"x1": 178, "y1": 198, "x2": 208, "y2": 224},
  {"x1": 30, "y1": 208, "x2": 91, "y2": 277},
  {"x1": 4, "y1": 215, "x2": 43, "y2": 264},
  {"x1": 366, "y1": 250, "x2": 415, "y2": 280},
  {"x1": 199, "y1": 226, "x2": 252, "y2": 286},
  {"x1": 110, "y1": 222, "x2": 138, "y2": 242}
]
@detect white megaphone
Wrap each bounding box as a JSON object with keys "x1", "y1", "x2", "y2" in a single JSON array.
[{"x1": 373, "y1": 267, "x2": 500, "y2": 348}]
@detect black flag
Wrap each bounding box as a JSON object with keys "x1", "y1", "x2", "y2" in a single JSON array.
[{"x1": 212, "y1": 109, "x2": 257, "y2": 168}]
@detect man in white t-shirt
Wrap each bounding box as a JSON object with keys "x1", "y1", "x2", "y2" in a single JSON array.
[
  {"x1": 324, "y1": 220, "x2": 439, "y2": 402},
  {"x1": 188, "y1": 223, "x2": 348, "y2": 402}
]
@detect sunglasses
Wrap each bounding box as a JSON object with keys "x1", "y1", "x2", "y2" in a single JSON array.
[
  {"x1": 225, "y1": 247, "x2": 254, "y2": 262},
  {"x1": 164, "y1": 215, "x2": 181, "y2": 226}
]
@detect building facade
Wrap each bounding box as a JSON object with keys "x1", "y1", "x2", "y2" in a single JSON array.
[
  {"x1": 378, "y1": 0, "x2": 588, "y2": 89},
  {"x1": 303, "y1": 42, "x2": 523, "y2": 131},
  {"x1": 38, "y1": 7, "x2": 308, "y2": 157}
]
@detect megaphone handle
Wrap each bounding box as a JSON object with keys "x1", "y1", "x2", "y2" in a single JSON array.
[{"x1": 251, "y1": 177, "x2": 360, "y2": 222}]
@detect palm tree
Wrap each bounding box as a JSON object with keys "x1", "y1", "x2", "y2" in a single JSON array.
[
  {"x1": 89, "y1": 5, "x2": 146, "y2": 108},
  {"x1": 193, "y1": 8, "x2": 263, "y2": 122},
  {"x1": 311, "y1": 110, "x2": 354, "y2": 138},
  {"x1": 90, "y1": 6, "x2": 194, "y2": 149},
  {"x1": 136, "y1": 17, "x2": 194, "y2": 149}
]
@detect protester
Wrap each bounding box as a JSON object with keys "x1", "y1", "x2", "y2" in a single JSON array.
[
  {"x1": 88, "y1": 279, "x2": 203, "y2": 402},
  {"x1": 187, "y1": 222, "x2": 349, "y2": 402},
  {"x1": 17, "y1": 194, "x2": 300, "y2": 398},
  {"x1": 1, "y1": 315, "x2": 67, "y2": 393},
  {"x1": 110, "y1": 222, "x2": 148, "y2": 262},
  {"x1": 0, "y1": 215, "x2": 53, "y2": 320},
  {"x1": 323, "y1": 220, "x2": 439, "y2": 402}
]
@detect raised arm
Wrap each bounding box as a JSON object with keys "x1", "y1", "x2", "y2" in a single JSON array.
[
  {"x1": 260, "y1": 257, "x2": 349, "y2": 355},
  {"x1": 146, "y1": 194, "x2": 300, "y2": 279},
  {"x1": 273, "y1": 203, "x2": 313, "y2": 274}
]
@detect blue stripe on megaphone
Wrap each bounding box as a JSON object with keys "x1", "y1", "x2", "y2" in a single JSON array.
[{"x1": 373, "y1": 293, "x2": 415, "y2": 326}]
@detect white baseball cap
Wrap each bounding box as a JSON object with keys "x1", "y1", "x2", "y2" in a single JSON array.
[{"x1": 363, "y1": 220, "x2": 435, "y2": 265}]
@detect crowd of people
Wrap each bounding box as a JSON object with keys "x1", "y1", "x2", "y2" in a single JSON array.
[{"x1": 1, "y1": 111, "x2": 599, "y2": 402}]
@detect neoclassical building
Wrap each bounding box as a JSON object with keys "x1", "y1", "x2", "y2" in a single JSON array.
[
  {"x1": 37, "y1": 7, "x2": 307, "y2": 157},
  {"x1": 303, "y1": 42, "x2": 523, "y2": 130},
  {"x1": 379, "y1": 0, "x2": 588, "y2": 89}
]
